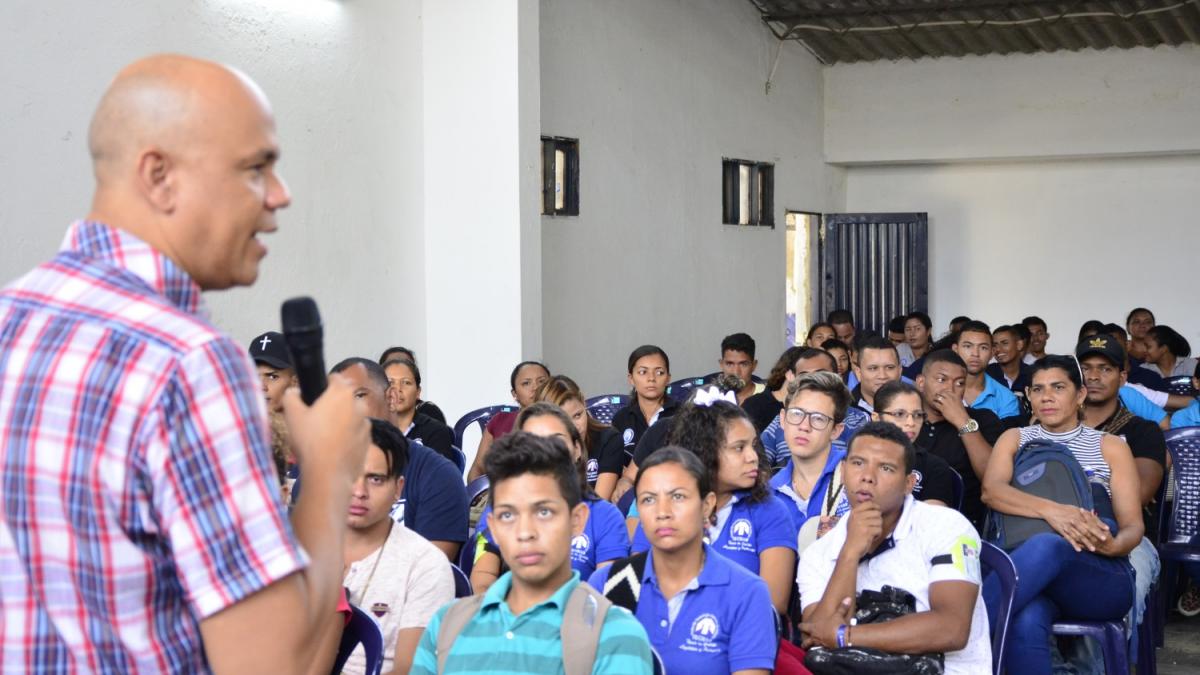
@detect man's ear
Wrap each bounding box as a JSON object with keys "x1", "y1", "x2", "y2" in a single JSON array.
[
  {"x1": 951, "y1": 343, "x2": 962, "y2": 356},
  {"x1": 570, "y1": 501, "x2": 590, "y2": 537},
  {"x1": 135, "y1": 147, "x2": 175, "y2": 212},
  {"x1": 394, "y1": 476, "x2": 406, "y2": 501},
  {"x1": 831, "y1": 422, "x2": 846, "y2": 439}
]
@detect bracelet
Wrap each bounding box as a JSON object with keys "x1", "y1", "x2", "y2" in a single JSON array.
[{"x1": 836, "y1": 624, "x2": 847, "y2": 648}]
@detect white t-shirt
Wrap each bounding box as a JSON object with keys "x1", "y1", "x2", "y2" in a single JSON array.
[
  {"x1": 798, "y1": 496, "x2": 991, "y2": 674},
  {"x1": 343, "y1": 523, "x2": 456, "y2": 675}
]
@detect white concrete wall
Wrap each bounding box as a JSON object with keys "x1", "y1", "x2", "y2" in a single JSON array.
[
  {"x1": 0, "y1": 0, "x2": 426, "y2": 375},
  {"x1": 825, "y1": 45, "x2": 1200, "y2": 164},
  {"x1": 539, "y1": 0, "x2": 841, "y2": 395},
  {"x1": 844, "y1": 156, "x2": 1200, "y2": 355}
]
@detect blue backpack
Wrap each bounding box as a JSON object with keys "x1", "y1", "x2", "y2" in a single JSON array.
[{"x1": 986, "y1": 439, "x2": 1100, "y2": 551}]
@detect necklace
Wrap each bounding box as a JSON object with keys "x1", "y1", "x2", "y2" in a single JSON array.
[{"x1": 353, "y1": 521, "x2": 394, "y2": 604}]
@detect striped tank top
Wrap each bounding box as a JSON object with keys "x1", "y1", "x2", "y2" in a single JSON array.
[{"x1": 1019, "y1": 424, "x2": 1111, "y2": 495}]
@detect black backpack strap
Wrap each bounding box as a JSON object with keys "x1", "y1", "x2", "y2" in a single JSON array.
[{"x1": 601, "y1": 552, "x2": 648, "y2": 612}]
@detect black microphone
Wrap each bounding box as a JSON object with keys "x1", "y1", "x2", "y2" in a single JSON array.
[{"x1": 281, "y1": 297, "x2": 327, "y2": 406}]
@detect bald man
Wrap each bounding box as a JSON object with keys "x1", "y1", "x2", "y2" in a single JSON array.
[{"x1": 0, "y1": 55, "x2": 368, "y2": 673}]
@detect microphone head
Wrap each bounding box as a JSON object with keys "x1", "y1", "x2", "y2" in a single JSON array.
[{"x1": 281, "y1": 297, "x2": 322, "y2": 334}]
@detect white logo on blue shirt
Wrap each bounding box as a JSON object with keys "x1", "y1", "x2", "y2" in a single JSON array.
[
  {"x1": 730, "y1": 518, "x2": 753, "y2": 540},
  {"x1": 622, "y1": 428, "x2": 635, "y2": 446},
  {"x1": 690, "y1": 613, "x2": 720, "y2": 642},
  {"x1": 571, "y1": 533, "x2": 590, "y2": 552}
]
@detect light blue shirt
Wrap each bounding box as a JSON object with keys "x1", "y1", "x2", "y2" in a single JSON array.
[
  {"x1": 1171, "y1": 399, "x2": 1200, "y2": 429},
  {"x1": 969, "y1": 374, "x2": 1021, "y2": 419},
  {"x1": 1120, "y1": 385, "x2": 1168, "y2": 424}
]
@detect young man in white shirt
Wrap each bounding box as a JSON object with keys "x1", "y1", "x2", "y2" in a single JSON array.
[
  {"x1": 798, "y1": 422, "x2": 991, "y2": 674},
  {"x1": 343, "y1": 419, "x2": 456, "y2": 675}
]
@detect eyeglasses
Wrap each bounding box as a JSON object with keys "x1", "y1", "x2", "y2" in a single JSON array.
[
  {"x1": 783, "y1": 407, "x2": 834, "y2": 430},
  {"x1": 880, "y1": 410, "x2": 927, "y2": 423}
]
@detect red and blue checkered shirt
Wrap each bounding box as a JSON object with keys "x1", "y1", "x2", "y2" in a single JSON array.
[{"x1": 0, "y1": 221, "x2": 307, "y2": 672}]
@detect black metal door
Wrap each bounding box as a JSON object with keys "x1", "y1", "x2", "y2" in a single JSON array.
[{"x1": 818, "y1": 213, "x2": 928, "y2": 339}]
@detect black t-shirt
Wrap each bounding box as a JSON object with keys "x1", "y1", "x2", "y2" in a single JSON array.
[
  {"x1": 407, "y1": 413, "x2": 456, "y2": 464},
  {"x1": 911, "y1": 450, "x2": 956, "y2": 506},
  {"x1": 915, "y1": 408, "x2": 1003, "y2": 529},
  {"x1": 611, "y1": 398, "x2": 678, "y2": 459},
  {"x1": 416, "y1": 399, "x2": 446, "y2": 424},
  {"x1": 743, "y1": 390, "x2": 783, "y2": 433},
  {"x1": 586, "y1": 426, "x2": 625, "y2": 484},
  {"x1": 632, "y1": 416, "x2": 679, "y2": 468},
  {"x1": 1099, "y1": 406, "x2": 1167, "y2": 538}
]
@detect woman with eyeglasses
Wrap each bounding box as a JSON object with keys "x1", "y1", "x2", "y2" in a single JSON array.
[{"x1": 871, "y1": 380, "x2": 957, "y2": 508}]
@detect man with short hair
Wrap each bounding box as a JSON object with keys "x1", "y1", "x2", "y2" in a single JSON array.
[
  {"x1": 851, "y1": 336, "x2": 902, "y2": 414},
  {"x1": 986, "y1": 325, "x2": 1033, "y2": 413},
  {"x1": 915, "y1": 350, "x2": 1002, "y2": 529},
  {"x1": 343, "y1": 419, "x2": 455, "y2": 675},
  {"x1": 0, "y1": 55, "x2": 369, "y2": 672},
  {"x1": 798, "y1": 422, "x2": 991, "y2": 673},
  {"x1": 410, "y1": 432, "x2": 653, "y2": 674},
  {"x1": 760, "y1": 351, "x2": 870, "y2": 466},
  {"x1": 331, "y1": 358, "x2": 468, "y2": 560},
  {"x1": 249, "y1": 330, "x2": 295, "y2": 413},
  {"x1": 770, "y1": 372, "x2": 852, "y2": 532},
  {"x1": 1022, "y1": 316, "x2": 1049, "y2": 364},
  {"x1": 952, "y1": 320, "x2": 1020, "y2": 420},
  {"x1": 828, "y1": 309, "x2": 856, "y2": 348},
  {"x1": 719, "y1": 332, "x2": 762, "y2": 404}
]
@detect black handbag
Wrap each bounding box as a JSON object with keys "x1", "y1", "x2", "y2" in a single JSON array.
[{"x1": 803, "y1": 586, "x2": 945, "y2": 675}]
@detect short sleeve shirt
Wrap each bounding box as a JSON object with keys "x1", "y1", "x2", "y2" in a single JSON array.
[
  {"x1": 588, "y1": 545, "x2": 777, "y2": 674},
  {"x1": 613, "y1": 399, "x2": 678, "y2": 458},
  {"x1": 915, "y1": 408, "x2": 1003, "y2": 529},
  {"x1": 391, "y1": 441, "x2": 468, "y2": 544},
  {"x1": 587, "y1": 427, "x2": 625, "y2": 481},
  {"x1": 1119, "y1": 385, "x2": 1168, "y2": 424},
  {"x1": 970, "y1": 375, "x2": 1022, "y2": 420},
  {"x1": 798, "y1": 497, "x2": 992, "y2": 674},
  {"x1": 408, "y1": 413, "x2": 456, "y2": 464},
  {"x1": 1171, "y1": 400, "x2": 1200, "y2": 429}
]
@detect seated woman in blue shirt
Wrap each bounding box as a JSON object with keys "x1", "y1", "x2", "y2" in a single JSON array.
[
  {"x1": 628, "y1": 389, "x2": 796, "y2": 614},
  {"x1": 590, "y1": 447, "x2": 777, "y2": 675},
  {"x1": 470, "y1": 401, "x2": 629, "y2": 593}
]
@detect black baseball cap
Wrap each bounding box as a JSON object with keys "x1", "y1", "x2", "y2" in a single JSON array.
[
  {"x1": 1075, "y1": 334, "x2": 1125, "y2": 369},
  {"x1": 249, "y1": 331, "x2": 292, "y2": 369}
]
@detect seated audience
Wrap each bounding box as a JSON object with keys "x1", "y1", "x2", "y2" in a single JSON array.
[
  {"x1": 981, "y1": 356, "x2": 1142, "y2": 675},
  {"x1": 719, "y1": 332, "x2": 764, "y2": 404},
  {"x1": 828, "y1": 309, "x2": 857, "y2": 348},
  {"x1": 1103, "y1": 323, "x2": 1171, "y2": 393},
  {"x1": 1076, "y1": 319, "x2": 1108, "y2": 345},
  {"x1": 1125, "y1": 307, "x2": 1156, "y2": 363},
  {"x1": 1142, "y1": 324, "x2": 1197, "y2": 378},
  {"x1": 820, "y1": 338, "x2": 852, "y2": 383},
  {"x1": 467, "y1": 360, "x2": 550, "y2": 481},
  {"x1": 769, "y1": 371, "x2": 853, "y2": 532},
  {"x1": 331, "y1": 358, "x2": 468, "y2": 560},
  {"x1": 872, "y1": 380, "x2": 957, "y2": 508},
  {"x1": 806, "y1": 322, "x2": 836, "y2": 348},
  {"x1": 343, "y1": 419, "x2": 454, "y2": 675},
  {"x1": 249, "y1": 330, "x2": 295, "y2": 414},
  {"x1": 381, "y1": 357, "x2": 456, "y2": 464},
  {"x1": 952, "y1": 320, "x2": 1021, "y2": 420},
  {"x1": 743, "y1": 346, "x2": 831, "y2": 433},
  {"x1": 378, "y1": 346, "x2": 446, "y2": 423},
  {"x1": 798, "y1": 422, "x2": 991, "y2": 673},
  {"x1": 1170, "y1": 362, "x2": 1200, "y2": 429},
  {"x1": 761, "y1": 352, "x2": 868, "y2": 465},
  {"x1": 947, "y1": 315, "x2": 972, "y2": 335},
  {"x1": 591, "y1": 447, "x2": 778, "y2": 675},
  {"x1": 537, "y1": 375, "x2": 624, "y2": 500},
  {"x1": 987, "y1": 324, "x2": 1033, "y2": 412},
  {"x1": 470, "y1": 402, "x2": 628, "y2": 593},
  {"x1": 850, "y1": 336, "x2": 902, "y2": 414},
  {"x1": 612, "y1": 345, "x2": 677, "y2": 501},
  {"x1": 629, "y1": 390, "x2": 796, "y2": 615},
  {"x1": 905, "y1": 311, "x2": 934, "y2": 361},
  {"x1": 410, "y1": 433, "x2": 653, "y2": 674},
  {"x1": 1079, "y1": 324, "x2": 1179, "y2": 424},
  {"x1": 1022, "y1": 315, "x2": 1050, "y2": 364},
  {"x1": 888, "y1": 314, "x2": 917, "y2": 367},
  {"x1": 914, "y1": 350, "x2": 1003, "y2": 529}
]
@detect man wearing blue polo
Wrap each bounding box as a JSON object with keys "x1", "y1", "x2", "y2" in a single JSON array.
[
  {"x1": 769, "y1": 371, "x2": 853, "y2": 533},
  {"x1": 953, "y1": 320, "x2": 1021, "y2": 421}
]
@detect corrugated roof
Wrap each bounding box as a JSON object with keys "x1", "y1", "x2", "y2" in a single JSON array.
[{"x1": 748, "y1": 0, "x2": 1200, "y2": 64}]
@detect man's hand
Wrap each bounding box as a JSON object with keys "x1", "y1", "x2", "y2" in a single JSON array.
[
  {"x1": 800, "y1": 596, "x2": 853, "y2": 649},
  {"x1": 281, "y1": 375, "x2": 370, "y2": 483},
  {"x1": 842, "y1": 500, "x2": 883, "y2": 560},
  {"x1": 932, "y1": 391, "x2": 970, "y2": 429}
]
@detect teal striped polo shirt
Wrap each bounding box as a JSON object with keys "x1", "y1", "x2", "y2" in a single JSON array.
[{"x1": 410, "y1": 571, "x2": 652, "y2": 674}]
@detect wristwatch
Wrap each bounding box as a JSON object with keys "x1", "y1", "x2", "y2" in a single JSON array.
[{"x1": 958, "y1": 418, "x2": 979, "y2": 436}]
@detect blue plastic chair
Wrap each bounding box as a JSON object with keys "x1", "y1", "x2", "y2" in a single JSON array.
[
  {"x1": 1050, "y1": 621, "x2": 1127, "y2": 674},
  {"x1": 586, "y1": 394, "x2": 631, "y2": 425},
  {"x1": 948, "y1": 467, "x2": 964, "y2": 512},
  {"x1": 452, "y1": 404, "x2": 519, "y2": 450},
  {"x1": 449, "y1": 444, "x2": 466, "y2": 474},
  {"x1": 667, "y1": 375, "x2": 712, "y2": 402},
  {"x1": 450, "y1": 563, "x2": 473, "y2": 598},
  {"x1": 330, "y1": 605, "x2": 384, "y2": 675},
  {"x1": 458, "y1": 476, "x2": 491, "y2": 576},
  {"x1": 1159, "y1": 427, "x2": 1200, "y2": 641},
  {"x1": 979, "y1": 541, "x2": 1017, "y2": 675},
  {"x1": 1164, "y1": 375, "x2": 1197, "y2": 397}
]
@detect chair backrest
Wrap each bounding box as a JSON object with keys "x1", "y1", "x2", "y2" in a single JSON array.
[
  {"x1": 979, "y1": 541, "x2": 1017, "y2": 675},
  {"x1": 616, "y1": 488, "x2": 636, "y2": 518},
  {"x1": 1165, "y1": 375, "x2": 1198, "y2": 397},
  {"x1": 331, "y1": 605, "x2": 384, "y2": 675},
  {"x1": 948, "y1": 467, "x2": 965, "y2": 511},
  {"x1": 1164, "y1": 426, "x2": 1200, "y2": 544},
  {"x1": 449, "y1": 445, "x2": 465, "y2": 474},
  {"x1": 452, "y1": 404, "x2": 519, "y2": 450},
  {"x1": 667, "y1": 375, "x2": 712, "y2": 402},
  {"x1": 450, "y1": 563, "x2": 473, "y2": 598},
  {"x1": 586, "y1": 394, "x2": 631, "y2": 425},
  {"x1": 465, "y1": 476, "x2": 491, "y2": 533}
]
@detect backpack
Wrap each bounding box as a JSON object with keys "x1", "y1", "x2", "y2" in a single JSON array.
[
  {"x1": 985, "y1": 439, "x2": 1100, "y2": 551},
  {"x1": 435, "y1": 583, "x2": 612, "y2": 675}
]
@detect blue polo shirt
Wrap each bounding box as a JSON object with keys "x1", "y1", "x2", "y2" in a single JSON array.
[
  {"x1": 769, "y1": 448, "x2": 850, "y2": 532},
  {"x1": 477, "y1": 497, "x2": 630, "y2": 580},
  {"x1": 969, "y1": 375, "x2": 1021, "y2": 420},
  {"x1": 630, "y1": 491, "x2": 796, "y2": 574},
  {"x1": 389, "y1": 440, "x2": 468, "y2": 544},
  {"x1": 1171, "y1": 399, "x2": 1200, "y2": 429},
  {"x1": 587, "y1": 545, "x2": 777, "y2": 674},
  {"x1": 760, "y1": 407, "x2": 868, "y2": 466},
  {"x1": 1120, "y1": 385, "x2": 1168, "y2": 424}
]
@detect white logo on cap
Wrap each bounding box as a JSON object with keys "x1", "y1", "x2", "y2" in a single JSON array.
[{"x1": 259, "y1": 334, "x2": 271, "y2": 350}]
